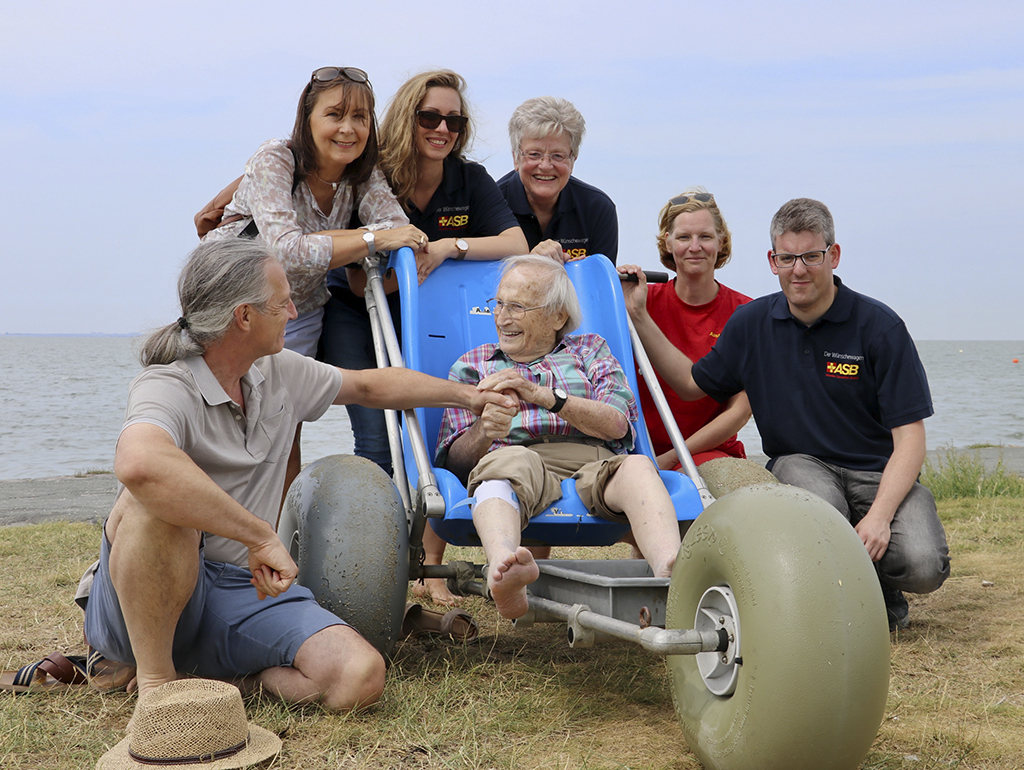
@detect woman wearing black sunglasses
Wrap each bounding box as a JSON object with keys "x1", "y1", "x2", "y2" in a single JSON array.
[{"x1": 375, "y1": 69, "x2": 527, "y2": 283}]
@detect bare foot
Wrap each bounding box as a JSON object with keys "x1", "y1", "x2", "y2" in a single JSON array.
[
  {"x1": 411, "y1": 578, "x2": 463, "y2": 607},
  {"x1": 489, "y1": 547, "x2": 540, "y2": 619}
]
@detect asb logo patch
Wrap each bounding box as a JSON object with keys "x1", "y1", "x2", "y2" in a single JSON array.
[
  {"x1": 826, "y1": 361, "x2": 860, "y2": 379},
  {"x1": 564, "y1": 248, "x2": 588, "y2": 259},
  {"x1": 437, "y1": 214, "x2": 469, "y2": 229}
]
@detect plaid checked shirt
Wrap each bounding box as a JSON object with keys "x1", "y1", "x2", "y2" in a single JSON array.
[{"x1": 435, "y1": 333, "x2": 637, "y2": 466}]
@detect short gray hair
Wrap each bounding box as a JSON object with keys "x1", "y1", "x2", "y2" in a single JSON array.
[
  {"x1": 769, "y1": 198, "x2": 836, "y2": 250},
  {"x1": 508, "y1": 97, "x2": 586, "y2": 159},
  {"x1": 139, "y1": 239, "x2": 277, "y2": 366},
  {"x1": 500, "y1": 254, "x2": 582, "y2": 340}
]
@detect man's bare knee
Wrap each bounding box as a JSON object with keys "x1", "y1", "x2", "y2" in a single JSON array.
[{"x1": 295, "y1": 626, "x2": 386, "y2": 712}]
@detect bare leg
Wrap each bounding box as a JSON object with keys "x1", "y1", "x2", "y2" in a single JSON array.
[
  {"x1": 245, "y1": 625, "x2": 385, "y2": 712},
  {"x1": 281, "y1": 423, "x2": 302, "y2": 516},
  {"x1": 617, "y1": 530, "x2": 643, "y2": 560},
  {"x1": 526, "y1": 546, "x2": 552, "y2": 559},
  {"x1": 106, "y1": 493, "x2": 200, "y2": 697},
  {"x1": 471, "y1": 498, "x2": 539, "y2": 619},
  {"x1": 411, "y1": 526, "x2": 462, "y2": 606},
  {"x1": 601, "y1": 456, "x2": 680, "y2": 577}
]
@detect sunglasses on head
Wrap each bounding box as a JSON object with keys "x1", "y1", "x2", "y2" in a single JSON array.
[
  {"x1": 416, "y1": 110, "x2": 468, "y2": 133},
  {"x1": 311, "y1": 67, "x2": 371, "y2": 87},
  {"x1": 669, "y1": 192, "x2": 714, "y2": 206}
]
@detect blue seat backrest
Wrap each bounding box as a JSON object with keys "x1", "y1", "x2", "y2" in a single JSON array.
[{"x1": 392, "y1": 248, "x2": 700, "y2": 546}]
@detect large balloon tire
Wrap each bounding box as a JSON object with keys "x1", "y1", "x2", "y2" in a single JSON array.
[
  {"x1": 698, "y1": 457, "x2": 778, "y2": 499},
  {"x1": 666, "y1": 483, "x2": 890, "y2": 770},
  {"x1": 279, "y1": 454, "x2": 409, "y2": 657}
]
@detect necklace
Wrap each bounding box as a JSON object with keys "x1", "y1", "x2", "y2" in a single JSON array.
[{"x1": 312, "y1": 170, "x2": 340, "y2": 191}]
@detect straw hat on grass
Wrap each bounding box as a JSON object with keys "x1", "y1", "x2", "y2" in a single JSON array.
[{"x1": 96, "y1": 678, "x2": 281, "y2": 769}]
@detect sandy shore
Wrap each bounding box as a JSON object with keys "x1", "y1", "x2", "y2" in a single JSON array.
[{"x1": 2, "y1": 447, "x2": 1021, "y2": 528}]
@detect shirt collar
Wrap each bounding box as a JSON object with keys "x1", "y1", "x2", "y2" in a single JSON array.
[
  {"x1": 485, "y1": 336, "x2": 571, "y2": 364},
  {"x1": 184, "y1": 355, "x2": 265, "y2": 407},
  {"x1": 503, "y1": 173, "x2": 533, "y2": 217},
  {"x1": 768, "y1": 276, "x2": 849, "y2": 325},
  {"x1": 504, "y1": 172, "x2": 578, "y2": 218},
  {"x1": 441, "y1": 156, "x2": 464, "y2": 195}
]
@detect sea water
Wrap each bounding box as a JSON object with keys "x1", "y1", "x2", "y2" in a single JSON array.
[{"x1": 0, "y1": 336, "x2": 1021, "y2": 480}]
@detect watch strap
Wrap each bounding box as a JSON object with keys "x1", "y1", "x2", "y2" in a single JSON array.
[{"x1": 550, "y1": 388, "x2": 568, "y2": 413}]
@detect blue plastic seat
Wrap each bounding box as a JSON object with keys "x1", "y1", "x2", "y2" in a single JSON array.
[{"x1": 393, "y1": 248, "x2": 702, "y2": 546}]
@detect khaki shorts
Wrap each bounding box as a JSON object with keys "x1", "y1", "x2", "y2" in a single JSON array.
[{"x1": 466, "y1": 442, "x2": 630, "y2": 529}]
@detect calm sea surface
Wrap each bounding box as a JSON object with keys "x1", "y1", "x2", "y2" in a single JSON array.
[{"x1": 1, "y1": 336, "x2": 1021, "y2": 480}]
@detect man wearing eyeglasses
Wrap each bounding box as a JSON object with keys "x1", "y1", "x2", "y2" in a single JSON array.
[{"x1": 622, "y1": 197, "x2": 949, "y2": 632}]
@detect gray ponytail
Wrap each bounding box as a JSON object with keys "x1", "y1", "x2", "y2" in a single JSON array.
[{"x1": 139, "y1": 239, "x2": 277, "y2": 366}]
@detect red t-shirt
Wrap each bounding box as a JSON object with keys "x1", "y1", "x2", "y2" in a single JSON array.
[{"x1": 637, "y1": 280, "x2": 752, "y2": 466}]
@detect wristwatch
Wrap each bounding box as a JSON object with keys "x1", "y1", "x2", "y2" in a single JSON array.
[
  {"x1": 550, "y1": 387, "x2": 568, "y2": 413},
  {"x1": 362, "y1": 231, "x2": 375, "y2": 257},
  {"x1": 454, "y1": 238, "x2": 469, "y2": 260}
]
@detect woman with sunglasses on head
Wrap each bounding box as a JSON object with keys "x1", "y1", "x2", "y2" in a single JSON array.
[
  {"x1": 497, "y1": 97, "x2": 618, "y2": 264},
  {"x1": 619, "y1": 189, "x2": 752, "y2": 472},
  {"x1": 201, "y1": 67, "x2": 427, "y2": 493},
  {"x1": 329, "y1": 70, "x2": 526, "y2": 606}
]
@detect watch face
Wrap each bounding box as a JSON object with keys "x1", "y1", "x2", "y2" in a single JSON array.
[
  {"x1": 456, "y1": 239, "x2": 468, "y2": 252},
  {"x1": 555, "y1": 388, "x2": 568, "y2": 398},
  {"x1": 363, "y1": 232, "x2": 374, "y2": 243}
]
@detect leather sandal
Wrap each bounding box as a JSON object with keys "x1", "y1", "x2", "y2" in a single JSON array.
[{"x1": 400, "y1": 602, "x2": 479, "y2": 643}]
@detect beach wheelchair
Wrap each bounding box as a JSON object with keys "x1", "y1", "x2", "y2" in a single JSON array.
[{"x1": 278, "y1": 248, "x2": 891, "y2": 770}]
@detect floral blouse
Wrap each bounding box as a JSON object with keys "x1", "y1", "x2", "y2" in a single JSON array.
[{"x1": 204, "y1": 138, "x2": 408, "y2": 315}]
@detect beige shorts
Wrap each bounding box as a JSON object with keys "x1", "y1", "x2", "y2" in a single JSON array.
[{"x1": 466, "y1": 442, "x2": 630, "y2": 529}]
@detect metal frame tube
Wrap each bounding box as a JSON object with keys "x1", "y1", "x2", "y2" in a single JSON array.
[
  {"x1": 526, "y1": 595, "x2": 725, "y2": 655},
  {"x1": 627, "y1": 315, "x2": 713, "y2": 508}
]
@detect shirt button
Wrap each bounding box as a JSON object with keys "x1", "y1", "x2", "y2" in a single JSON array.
[
  {"x1": 804, "y1": 349, "x2": 810, "y2": 354},
  {"x1": 235, "y1": 414, "x2": 242, "y2": 421}
]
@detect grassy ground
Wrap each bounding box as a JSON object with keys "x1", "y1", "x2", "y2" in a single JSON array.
[{"x1": 2, "y1": 495, "x2": 1023, "y2": 769}]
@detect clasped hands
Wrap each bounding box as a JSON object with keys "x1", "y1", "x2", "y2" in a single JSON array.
[{"x1": 473, "y1": 369, "x2": 549, "y2": 440}]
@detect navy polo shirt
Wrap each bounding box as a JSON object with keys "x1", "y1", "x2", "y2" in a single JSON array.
[
  {"x1": 692, "y1": 277, "x2": 932, "y2": 472},
  {"x1": 327, "y1": 156, "x2": 518, "y2": 296},
  {"x1": 496, "y1": 171, "x2": 618, "y2": 264},
  {"x1": 408, "y1": 156, "x2": 519, "y2": 241}
]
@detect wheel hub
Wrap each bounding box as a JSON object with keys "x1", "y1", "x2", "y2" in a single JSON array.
[{"x1": 694, "y1": 585, "x2": 741, "y2": 696}]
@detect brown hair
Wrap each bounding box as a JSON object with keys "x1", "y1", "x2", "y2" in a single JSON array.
[
  {"x1": 289, "y1": 74, "x2": 378, "y2": 190},
  {"x1": 656, "y1": 189, "x2": 733, "y2": 271}
]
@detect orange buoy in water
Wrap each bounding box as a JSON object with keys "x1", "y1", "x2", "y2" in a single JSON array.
[{"x1": 1014, "y1": 358, "x2": 1020, "y2": 364}]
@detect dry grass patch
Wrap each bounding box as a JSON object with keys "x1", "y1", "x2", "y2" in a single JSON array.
[{"x1": 2, "y1": 501, "x2": 1023, "y2": 769}]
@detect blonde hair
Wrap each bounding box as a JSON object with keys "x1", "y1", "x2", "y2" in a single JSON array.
[{"x1": 378, "y1": 70, "x2": 472, "y2": 207}]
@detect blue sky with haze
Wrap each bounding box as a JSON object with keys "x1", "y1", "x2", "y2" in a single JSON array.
[{"x1": 2, "y1": 0, "x2": 1022, "y2": 339}]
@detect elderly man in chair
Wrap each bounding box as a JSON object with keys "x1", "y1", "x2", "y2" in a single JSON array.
[{"x1": 435, "y1": 255, "x2": 681, "y2": 619}]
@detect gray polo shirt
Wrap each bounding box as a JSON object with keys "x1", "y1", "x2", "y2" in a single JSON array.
[{"x1": 121, "y1": 348, "x2": 342, "y2": 566}]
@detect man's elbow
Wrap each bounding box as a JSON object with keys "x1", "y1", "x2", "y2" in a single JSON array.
[
  {"x1": 114, "y1": 445, "x2": 166, "y2": 492},
  {"x1": 596, "y1": 413, "x2": 630, "y2": 442}
]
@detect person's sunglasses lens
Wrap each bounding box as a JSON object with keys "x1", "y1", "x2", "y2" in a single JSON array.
[
  {"x1": 312, "y1": 67, "x2": 369, "y2": 84},
  {"x1": 416, "y1": 111, "x2": 466, "y2": 133}
]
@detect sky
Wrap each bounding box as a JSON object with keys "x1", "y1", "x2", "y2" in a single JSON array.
[{"x1": 2, "y1": 1, "x2": 1022, "y2": 340}]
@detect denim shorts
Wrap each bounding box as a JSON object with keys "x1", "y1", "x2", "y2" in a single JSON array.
[{"x1": 84, "y1": 525, "x2": 345, "y2": 680}]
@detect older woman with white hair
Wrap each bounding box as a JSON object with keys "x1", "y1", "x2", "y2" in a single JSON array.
[
  {"x1": 497, "y1": 97, "x2": 619, "y2": 264},
  {"x1": 434, "y1": 255, "x2": 680, "y2": 618}
]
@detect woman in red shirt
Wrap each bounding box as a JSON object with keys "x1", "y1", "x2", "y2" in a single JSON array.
[{"x1": 635, "y1": 190, "x2": 753, "y2": 470}]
